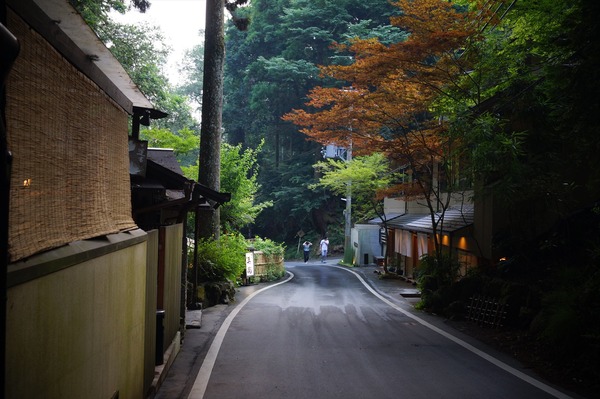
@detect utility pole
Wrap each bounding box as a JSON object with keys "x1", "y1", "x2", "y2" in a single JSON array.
[
  {"x1": 342, "y1": 99, "x2": 356, "y2": 265},
  {"x1": 343, "y1": 141, "x2": 352, "y2": 265},
  {"x1": 322, "y1": 142, "x2": 353, "y2": 264}
]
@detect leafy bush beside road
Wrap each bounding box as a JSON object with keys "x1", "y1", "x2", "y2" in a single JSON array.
[
  {"x1": 193, "y1": 232, "x2": 249, "y2": 282},
  {"x1": 191, "y1": 234, "x2": 286, "y2": 283}
]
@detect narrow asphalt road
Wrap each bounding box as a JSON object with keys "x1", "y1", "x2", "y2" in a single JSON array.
[{"x1": 181, "y1": 262, "x2": 574, "y2": 399}]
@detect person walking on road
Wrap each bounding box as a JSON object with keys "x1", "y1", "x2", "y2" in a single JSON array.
[
  {"x1": 302, "y1": 241, "x2": 312, "y2": 263},
  {"x1": 320, "y1": 237, "x2": 329, "y2": 263}
]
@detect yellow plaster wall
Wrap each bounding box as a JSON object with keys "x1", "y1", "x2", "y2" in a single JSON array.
[{"x1": 6, "y1": 242, "x2": 148, "y2": 399}]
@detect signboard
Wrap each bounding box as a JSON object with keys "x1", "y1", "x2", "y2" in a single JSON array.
[
  {"x1": 245, "y1": 252, "x2": 255, "y2": 277},
  {"x1": 379, "y1": 228, "x2": 387, "y2": 245}
]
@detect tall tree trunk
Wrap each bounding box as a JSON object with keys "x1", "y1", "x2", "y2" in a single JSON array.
[{"x1": 198, "y1": 0, "x2": 225, "y2": 239}]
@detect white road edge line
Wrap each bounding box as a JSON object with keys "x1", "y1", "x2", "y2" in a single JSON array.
[
  {"x1": 187, "y1": 271, "x2": 296, "y2": 399},
  {"x1": 334, "y1": 265, "x2": 572, "y2": 399}
]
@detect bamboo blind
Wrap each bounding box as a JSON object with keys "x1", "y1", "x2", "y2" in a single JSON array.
[{"x1": 6, "y1": 10, "x2": 137, "y2": 262}]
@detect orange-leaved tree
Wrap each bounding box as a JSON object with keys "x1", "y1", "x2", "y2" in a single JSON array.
[{"x1": 284, "y1": 0, "x2": 497, "y2": 259}]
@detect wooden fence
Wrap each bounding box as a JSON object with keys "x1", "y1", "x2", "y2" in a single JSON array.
[
  {"x1": 252, "y1": 251, "x2": 285, "y2": 280},
  {"x1": 466, "y1": 295, "x2": 508, "y2": 329}
]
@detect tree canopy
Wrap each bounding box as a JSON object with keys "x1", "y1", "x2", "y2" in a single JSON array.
[
  {"x1": 312, "y1": 153, "x2": 399, "y2": 223},
  {"x1": 282, "y1": 0, "x2": 600, "y2": 253},
  {"x1": 72, "y1": 0, "x2": 202, "y2": 170},
  {"x1": 222, "y1": 0, "x2": 403, "y2": 243},
  {"x1": 183, "y1": 141, "x2": 272, "y2": 234},
  {"x1": 69, "y1": 0, "x2": 150, "y2": 32},
  {"x1": 283, "y1": 0, "x2": 492, "y2": 254}
]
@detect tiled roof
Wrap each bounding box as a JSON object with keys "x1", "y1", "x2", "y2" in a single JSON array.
[
  {"x1": 368, "y1": 213, "x2": 405, "y2": 224},
  {"x1": 147, "y1": 148, "x2": 185, "y2": 176}
]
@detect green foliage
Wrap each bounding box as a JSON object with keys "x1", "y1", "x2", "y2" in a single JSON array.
[
  {"x1": 251, "y1": 236, "x2": 285, "y2": 257},
  {"x1": 140, "y1": 127, "x2": 199, "y2": 156},
  {"x1": 192, "y1": 234, "x2": 286, "y2": 285},
  {"x1": 69, "y1": 0, "x2": 127, "y2": 32},
  {"x1": 312, "y1": 153, "x2": 400, "y2": 222},
  {"x1": 151, "y1": 92, "x2": 200, "y2": 137},
  {"x1": 247, "y1": 264, "x2": 286, "y2": 284},
  {"x1": 284, "y1": 245, "x2": 301, "y2": 261},
  {"x1": 194, "y1": 232, "x2": 248, "y2": 282},
  {"x1": 250, "y1": 57, "x2": 319, "y2": 85},
  {"x1": 74, "y1": 1, "x2": 202, "y2": 168},
  {"x1": 220, "y1": 142, "x2": 273, "y2": 231},
  {"x1": 416, "y1": 254, "x2": 461, "y2": 313},
  {"x1": 247, "y1": 237, "x2": 286, "y2": 283},
  {"x1": 441, "y1": 0, "x2": 600, "y2": 214},
  {"x1": 104, "y1": 22, "x2": 199, "y2": 142},
  {"x1": 252, "y1": 154, "x2": 340, "y2": 242},
  {"x1": 342, "y1": 20, "x2": 408, "y2": 45},
  {"x1": 178, "y1": 44, "x2": 205, "y2": 107},
  {"x1": 264, "y1": 264, "x2": 286, "y2": 281},
  {"x1": 183, "y1": 141, "x2": 272, "y2": 232},
  {"x1": 223, "y1": 0, "x2": 402, "y2": 244},
  {"x1": 530, "y1": 286, "x2": 581, "y2": 349},
  {"x1": 100, "y1": 22, "x2": 170, "y2": 103},
  {"x1": 448, "y1": 113, "x2": 525, "y2": 199},
  {"x1": 106, "y1": 21, "x2": 202, "y2": 164},
  {"x1": 528, "y1": 234, "x2": 600, "y2": 366}
]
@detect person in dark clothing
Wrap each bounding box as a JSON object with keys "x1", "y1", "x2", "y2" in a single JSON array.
[{"x1": 302, "y1": 241, "x2": 312, "y2": 263}]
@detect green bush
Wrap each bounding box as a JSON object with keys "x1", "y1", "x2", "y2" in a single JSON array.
[
  {"x1": 251, "y1": 236, "x2": 285, "y2": 256},
  {"x1": 265, "y1": 264, "x2": 285, "y2": 281},
  {"x1": 248, "y1": 264, "x2": 286, "y2": 283},
  {"x1": 191, "y1": 234, "x2": 286, "y2": 283},
  {"x1": 417, "y1": 254, "x2": 461, "y2": 312},
  {"x1": 284, "y1": 246, "x2": 301, "y2": 261},
  {"x1": 194, "y1": 232, "x2": 248, "y2": 282}
]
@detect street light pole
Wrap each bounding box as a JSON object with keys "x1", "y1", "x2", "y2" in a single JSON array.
[{"x1": 343, "y1": 140, "x2": 353, "y2": 265}]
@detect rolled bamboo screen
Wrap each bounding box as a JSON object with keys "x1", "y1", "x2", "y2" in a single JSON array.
[{"x1": 5, "y1": 10, "x2": 137, "y2": 262}]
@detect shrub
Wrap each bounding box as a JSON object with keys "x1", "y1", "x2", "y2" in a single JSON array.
[
  {"x1": 194, "y1": 232, "x2": 248, "y2": 282},
  {"x1": 417, "y1": 254, "x2": 461, "y2": 312},
  {"x1": 192, "y1": 235, "x2": 286, "y2": 283},
  {"x1": 251, "y1": 236, "x2": 285, "y2": 256}
]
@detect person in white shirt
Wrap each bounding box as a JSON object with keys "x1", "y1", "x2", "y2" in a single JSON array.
[{"x1": 319, "y1": 237, "x2": 329, "y2": 263}]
